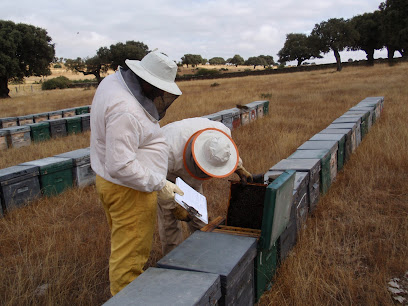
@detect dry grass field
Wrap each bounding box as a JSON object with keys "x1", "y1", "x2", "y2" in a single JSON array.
[{"x1": 0, "y1": 62, "x2": 407, "y2": 305}]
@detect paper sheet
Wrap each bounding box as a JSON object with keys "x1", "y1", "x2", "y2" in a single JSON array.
[{"x1": 174, "y1": 177, "x2": 208, "y2": 224}]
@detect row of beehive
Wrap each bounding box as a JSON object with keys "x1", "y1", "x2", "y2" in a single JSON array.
[
  {"x1": 103, "y1": 96, "x2": 384, "y2": 305},
  {"x1": 201, "y1": 100, "x2": 269, "y2": 129},
  {"x1": 0, "y1": 113, "x2": 90, "y2": 150},
  {"x1": 0, "y1": 147, "x2": 95, "y2": 217}
]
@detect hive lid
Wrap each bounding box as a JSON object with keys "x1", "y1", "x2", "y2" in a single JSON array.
[
  {"x1": 65, "y1": 116, "x2": 81, "y2": 122},
  {"x1": 246, "y1": 100, "x2": 268, "y2": 108},
  {"x1": 332, "y1": 117, "x2": 362, "y2": 124},
  {"x1": 78, "y1": 114, "x2": 90, "y2": 118},
  {"x1": 55, "y1": 148, "x2": 90, "y2": 166},
  {"x1": 289, "y1": 149, "x2": 331, "y2": 160},
  {"x1": 33, "y1": 112, "x2": 49, "y2": 117},
  {"x1": 3, "y1": 126, "x2": 30, "y2": 133},
  {"x1": 0, "y1": 117, "x2": 17, "y2": 122},
  {"x1": 26, "y1": 122, "x2": 50, "y2": 128},
  {"x1": 349, "y1": 106, "x2": 375, "y2": 111},
  {"x1": 157, "y1": 231, "x2": 257, "y2": 286},
  {"x1": 103, "y1": 267, "x2": 221, "y2": 306},
  {"x1": 326, "y1": 122, "x2": 358, "y2": 130},
  {"x1": 47, "y1": 118, "x2": 67, "y2": 125},
  {"x1": 0, "y1": 165, "x2": 39, "y2": 183},
  {"x1": 298, "y1": 140, "x2": 338, "y2": 152},
  {"x1": 319, "y1": 128, "x2": 352, "y2": 136},
  {"x1": 20, "y1": 157, "x2": 73, "y2": 174},
  {"x1": 270, "y1": 158, "x2": 321, "y2": 173},
  {"x1": 17, "y1": 115, "x2": 34, "y2": 119},
  {"x1": 0, "y1": 129, "x2": 8, "y2": 136},
  {"x1": 201, "y1": 113, "x2": 222, "y2": 120},
  {"x1": 48, "y1": 110, "x2": 62, "y2": 115},
  {"x1": 310, "y1": 133, "x2": 346, "y2": 142}
]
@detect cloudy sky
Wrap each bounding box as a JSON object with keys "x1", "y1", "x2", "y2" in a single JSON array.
[{"x1": 1, "y1": 0, "x2": 388, "y2": 65}]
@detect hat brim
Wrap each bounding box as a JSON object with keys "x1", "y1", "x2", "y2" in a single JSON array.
[
  {"x1": 125, "y1": 59, "x2": 182, "y2": 96},
  {"x1": 192, "y1": 128, "x2": 239, "y2": 178}
]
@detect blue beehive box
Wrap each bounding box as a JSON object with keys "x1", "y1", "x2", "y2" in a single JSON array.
[
  {"x1": 103, "y1": 267, "x2": 222, "y2": 306},
  {"x1": 0, "y1": 165, "x2": 41, "y2": 216},
  {"x1": 157, "y1": 231, "x2": 257, "y2": 306}
]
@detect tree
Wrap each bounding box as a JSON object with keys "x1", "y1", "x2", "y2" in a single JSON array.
[
  {"x1": 258, "y1": 55, "x2": 275, "y2": 67},
  {"x1": 379, "y1": 0, "x2": 408, "y2": 63},
  {"x1": 228, "y1": 54, "x2": 245, "y2": 67},
  {"x1": 311, "y1": 18, "x2": 359, "y2": 71},
  {"x1": 278, "y1": 33, "x2": 322, "y2": 66},
  {"x1": 181, "y1": 54, "x2": 203, "y2": 67},
  {"x1": 245, "y1": 56, "x2": 267, "y2": 69},
  {"x1": 0, "y1": 20, "x2": 55, "y2": 98},
  {"x1": 349, "y1": 12, "x2": 383, "y2": 66},
  {"x1": 65, "y1": 41, "x2": 148, "y2": 84},
  {"x1": 209, "y1": 57, "x2": 226, "y2": 65}
]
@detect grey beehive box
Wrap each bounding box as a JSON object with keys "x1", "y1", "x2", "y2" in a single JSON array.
[
  {"x1": 103, "y1": 267, "x2": 222, "y2": 306},
  {"x1": 55, "y1": 147, "x2": 95, "y2": 187},
  {"x1": 47, "y1": 118, "x2": 67, "y2": 138},
  {"x1": 4, "y1": 126, "x2": 32, "y2": 149},
  {"x1": 0, "y1": 117, "x2": 18, "y2": 129},
  {"x1": 157, "y1": 231, "x2": 257, "y2": 306},
  {"x1": 0, "y1": 129, "x2": 8, "y2": 151},
  {"x1": 17, "y1": 115, "x2": 34, "y2": 126}
]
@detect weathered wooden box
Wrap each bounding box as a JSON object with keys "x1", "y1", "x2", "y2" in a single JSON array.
[
  {"x1": 61, "y1": 108, "x2": 77, "y2": 118},
  {"x1": 296, "y1": 140, "x2": 339, "y2": 193},
  {"x1": 218, "y1": 110, "x2": 234, "y2": 130},
  {"x1": 33, "y1": 112, "x2": 49, "y2": 123},
  {"x1": 269, "y1": 159, "x2": 321, "y2": 213},
  {"x1": 78, "y1": 114, "x2": 91, "y2": 132},
  {"x1": 55, "y1": 147, "x2": 95, "y2": 187},
  {"x1": 158, "y1": 231, "x2": 257, "y2": 306},
  {"x1": 27, "y1": 122, "x2": 50, "y2": 142},
  {"x1": 0, "y1": 117, "x2": 18, "y2": 129},
  {"x1": 5, "y1": 126, "x2": 32, "y2": 149},
  {"x1": 343, "y1": 110, "x2": 372, "y2": 139},
  {"x1": 20, "y1": 157, "x2": 73, "y2": 197},
  {"x1": 66, "y1": 116, "x2": 82, "y2": 135},
  {"x1": 247, "y1": 105, "x2": 257, "y2": 122},
  {"x1": 0, "y1": 130, "x2": 8, "y2": 151},
  {"x1": 239, "y1": 108, "x2": 251, "y2": 126},
  {"x1": 310, "y1": 133, "x2": 346, "y2": 171},
  {"x1": 48, "y1": 118, "x2": 67, "y2": 138},
  {"x1": 0, "y1": 165, "x2": 41, "y2": 216},
  {"x1": 246, "y1": 101, "x2": 265, "y2": 118},
  {"x1": 48, "y1": 110, "x2": 63, "y2": 120},
  {"x1": 229, "y1": 108, "x2": 241, "y2": 130},
  {"x1": 201, "y1": 170, "x2": 296, "y2": 302},
  {"x1": 326, "y1": 122, "x2": 360, "y2": 152},
  {"x1": 17, "y1": 115, "x2": 34, "y2": 126},
  {"x1": 103, "y1": 267, "x2": 222, "y2": 306}
]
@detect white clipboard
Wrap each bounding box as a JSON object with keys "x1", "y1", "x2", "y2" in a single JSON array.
[{"x1": 174, "y1": 177, "x2": 208, "y2": 224}]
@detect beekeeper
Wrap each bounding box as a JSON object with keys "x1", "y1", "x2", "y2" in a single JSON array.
[
  {"x1": 90, "y1": 50, "x2": 184, "y2": 296},
  {"x1": 158, "y1": 117, "x2": 253, "y2": 255}
]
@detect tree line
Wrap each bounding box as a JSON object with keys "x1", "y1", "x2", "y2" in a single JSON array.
[{"x1": 0, "y1": 0, "x2": 406, "y2": 98}]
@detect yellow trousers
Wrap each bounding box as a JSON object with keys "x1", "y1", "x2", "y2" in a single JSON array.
[{"x1": 95, "y1": 175, "x2": 157, "y2": 296}]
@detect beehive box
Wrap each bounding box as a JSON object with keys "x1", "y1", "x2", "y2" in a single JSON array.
[
  {"x1": 264, "y1": 171, "x2": 309, "y2": 262},
  {"x1": 20, "y1": 157, "x2": 73, "y2": 197},
  {"x1": 103, "y1": 267, "x2": 222, "y2": 306},
  {"x1": 27, "y1": 122, "x2": 50, "y2": 142},
  {"x1": 48, "y1": 110, "x2": 63, "y2": 120},
  {"x1": 158, "y1": 231, "x2": 257, "y2": 306},
  {"x1": 78, "y1": 114, "x2": 91, "y2": 131},
  {"x1": 296, "y1": 140, "x2": 339, "y2": 190},
  {"x1": 65, "y1": 116, "x2": 82, "y2": 135},
  {"x1": 229, "y1": 108, "x2": 241, "y2": 130},
  {"x1": 269, "y1": 159, "x2": 321, "y2": 212},
  {"x1": 61, "y1": 108, "x2": 77, "y2": 118},
  {"x1": 356, "y1": 98, "x2": 383, "y2": 122},
  {"x1": 309, "y1": 133, "x2": 346, "y2": 171},
  {"x1": 75, "y1": 106, "x2": 90, "y2": 115},
  {"x1": 201, "y1": 170, "x2": 296, "y2": 302},
  {"x1": 326, "y1": 122, "x2": 360, "y2": 152},
  {"x1": 0, "y1": 130, "x2": 8, "y2": 151},
  {"x1": 319, "y1": 128, "x2": 353, "y2": 163},
  {"x1": 0, "y1": 165, "x2": 41, "y2": 215},
  {"x1": 17, "y1": 115, "x2": 34, "y2": 126},
  {"x1": 0, "y1": 117, "x2": 18, "y2": 129},
  {"x1": 55, "y1": 148, "x2": 95, "y2": 187},
  {"x1": 246, "y1": 101, "x2": 266, "y2": 118},
  {"x1": 343, "y1": 110, "x2": 371, "y2": 139},
  {"x1": 217, "y1": 110, "x2": 233, "y2": 130},
  {"x1": 5, "y1": 126, "x2": 32, "y2": 149},
  {"x1": 349, "y1": 106, "x2": 376, "y2": 129},
  {"x1": 247, "y1": 105, "x2": 257, "y2": 122},
  {"x1": 48, "y1": 118, "x2": 67, "y2": 138},
  {"x1": 239, "y1": 108, "x2": 251, "y2": 126},
  {"x1": 201, "y1": 113, "x2": 222, "y2": 122},
  {"x1": 33, "y1": 112, "x2": 49, "y2": 123}
]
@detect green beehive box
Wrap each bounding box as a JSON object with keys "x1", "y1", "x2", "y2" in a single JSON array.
[
  {"x1": 27, "y1": 122, "x2": 50, "y2": 142},
  {"x1": 343, "y1": 110, "x2": 371, "y2": 139},
  {"x1": 327, "y1": 122, "x2": 360, "y2": 152},
  {"x1": 319, "y1": 128, "x2": 353, "y2": 163},
  {"x1": 309, "y1": 133, "x2": 346, "y2": 171},
  {"x1": 349, "y1": 106, "x2": 376, "y2": 127},
  {"x1": 20, "y1": 157, "x2": 73, "y2": 197},
  {"x1": 0, "y1": 130, "x2": 8, "y2": 151},
  {"x1": 75, "y1": 106, "x2": 89, "y2": 115},
  {"x1": 66, "y1": 116, "x2": 82, "y2": 135}
]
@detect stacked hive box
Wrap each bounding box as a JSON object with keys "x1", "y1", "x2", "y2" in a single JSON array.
[
  {"x1": 66, "y1": 117, "x2": 82, "y2": 135},
  {"x1": 48, "y1": 118, "x2": 67, "y2": 138},
  {"x1": 4, "y1": 126, "x2": 31, "y2": 149},
  {"x1": 27, "y1": 122, "x2": 51, "y2": 142},
  {"x1": 78, "y1": 114, "x2": 91, "y2": 131}
]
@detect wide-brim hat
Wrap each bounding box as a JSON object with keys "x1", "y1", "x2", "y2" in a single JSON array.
[
  {"x1": 125, "y1": 50, "x2": 182, "y2": 96},
  {"x1": 191, "y1": 128, "x2": 239, "y2": 178}
]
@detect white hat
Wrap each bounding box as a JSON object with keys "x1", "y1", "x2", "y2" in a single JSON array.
[
  {"x1": 125, "y1": 50, "x2": 182, "y2": 96},
  {"x1": 191, "y1": 128, "x2": 239, "y2": 178}
]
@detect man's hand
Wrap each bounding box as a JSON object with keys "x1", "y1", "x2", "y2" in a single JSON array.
[
  {"x1": 235, "y1": 165, "x2": 253, "y2": 185},
  {"x1": 158, "y1": 180, "x2": 184, "y2": 202},
  {"x1": 171, "y1": 206, "x2": 191, "y2": 222}
]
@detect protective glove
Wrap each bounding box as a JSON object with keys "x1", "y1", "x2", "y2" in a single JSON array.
[
  {"x1": 235, "y1": 164, "x2": 253, "y2": 185},
  {"x1": 158, "y1": 180, "x2": 184, "y2": 202},
  {"x1": 171, "y1": 205, "x2": 191, "y2": 222}
]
